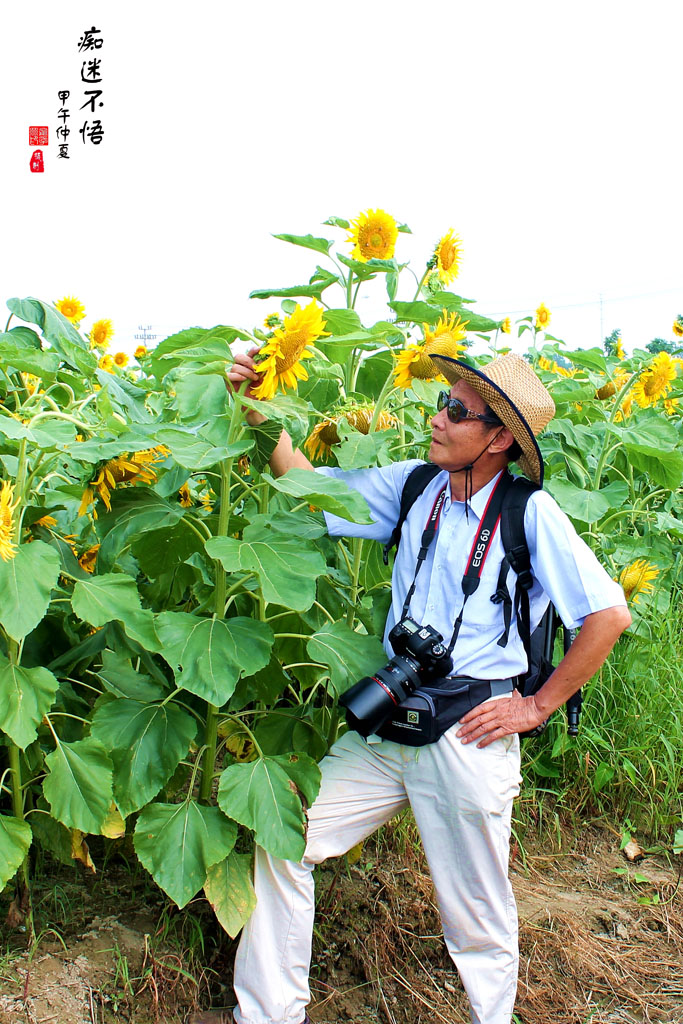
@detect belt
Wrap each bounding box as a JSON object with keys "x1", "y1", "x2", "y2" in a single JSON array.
[{"x1": 436, "y1": 675, "x2": 514, "y2": 697}]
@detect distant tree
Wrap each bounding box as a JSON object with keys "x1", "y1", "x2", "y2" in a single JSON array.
[
  {"x1": 646, "y1": 338, "x2": 683, "y2": 356},
  {"x1": 603, "y1": 328, "x2": 623, "y2": 358}
]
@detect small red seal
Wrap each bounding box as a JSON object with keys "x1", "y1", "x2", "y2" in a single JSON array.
[
  {"x1": 30, "y1": 150, "x2": 45, "y2": 173},
  {"x1": 29, "y1": 126, "x2": 49, "y2": 145}
]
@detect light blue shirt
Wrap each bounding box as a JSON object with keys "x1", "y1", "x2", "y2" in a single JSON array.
[{"x1": 317, "y1": 461, "x2": 627, "y2": 679}]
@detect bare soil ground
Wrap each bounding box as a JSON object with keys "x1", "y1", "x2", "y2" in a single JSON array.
[{"x1": 1, "y1": 826, "x2": 681, "y2": 1024}]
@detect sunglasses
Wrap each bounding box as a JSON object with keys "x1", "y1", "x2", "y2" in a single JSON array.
[{"x1": 436, "y1": 391, "x2": 501, "y2": 425}]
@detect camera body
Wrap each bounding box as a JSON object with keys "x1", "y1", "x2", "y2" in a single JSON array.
[{"x1": 339, "y1": 617, "x2": 453, "y2": 737}]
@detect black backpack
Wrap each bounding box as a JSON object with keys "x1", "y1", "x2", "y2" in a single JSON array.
[{"x1": 383, "y1": 463, "x2": 581, "y2": 736}]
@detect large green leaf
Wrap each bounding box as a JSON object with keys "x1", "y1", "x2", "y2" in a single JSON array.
[
  {"x1": 545, "y1": 478, "x2": 612, "y2": 523},
  {"x1": 206, "y1": 525, "x2": 326, "y2": 612},
  {"x1": 322, "y1": 309, "x2": 364, "y2": 335},
  {"x1": 249, "y1": 267, "x2": 339, "y2": 302},
  {"x1": 566, "y1": 348, "x2": 607, "y2": 373},
  {"x1": 272, "y1": 232, "x2": 333, "y2": 255},
  {"x1": 7, "y1": 297, "x2": 84, "y2": 348},
  {"x1": 204, "y1": 852, "x2": 257, "y2": 937},
  {"x1": 156, "y1": 613, "x2": 273, "y2": 705},
  {"x1": 71, "y1": 573, "x2": 160, "y2": 652},
  {"x1": 0, "y1": 340, "x2": 61, "y2": 377},
  {"x1": 91, "y1": 699, "x2": 197, "y2": 817},
  {"x1": 335, "y1": 428, "x2": 398, "y2": 471},
  {"x1": 0, "y1": 541, "x2": 60, "y2": 641},
  {"x1": 134, "y1": 801, "x2": 237, "y2": 908},
  {"x1": 307, "y1": 621, "x2": 386, "y2": 695},
  {"x1": 97, "y1": 489, "x2": 185, "y2": 565},
  {"x1": 43, "y1": 737, "x2": 113, "y2": 833},
  {"x1": 217, "y1": 753, "x2": 321, "y2": 860},
  {"x1": 389, "y1": 300, "x2": 443, "y2": 325},
  {"x1": 0, "y1": 656, "x2": 60, "y2": 749},
  {"x1": 95, "y1": 650, "x2": 165, "y2": 702},
  {"x1": 155, "y1": 426, "x2": 247, "y2": 470},
  {"x1": 627, "y1": 445, "x2": 683, "y2": 490},
  {"x1": 240, "y1": 393, "x2": 310, "y2": 446},
  {"x1": 264, "y1": 468, "x2": 373, "y2": 523},
  {"x1": 0, "y1": 816, "x2": 32, "y2": 889}
]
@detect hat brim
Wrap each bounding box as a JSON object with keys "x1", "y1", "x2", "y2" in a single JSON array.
[{"x1": 430, "y1": 355, "x2": 545, "y2": 485}]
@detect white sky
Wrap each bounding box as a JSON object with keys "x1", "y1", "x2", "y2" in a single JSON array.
[{"x1": 3, "y1": 0, "x2": 683, "y2": 356}]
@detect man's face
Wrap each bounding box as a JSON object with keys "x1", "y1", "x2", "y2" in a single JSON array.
[{"x1": 428, "y1": 380, "x2": 501, "y2": 472}]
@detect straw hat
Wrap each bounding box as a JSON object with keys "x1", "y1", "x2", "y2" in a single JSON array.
[{"x1": 429, "y1": 352, "x2": 555, "y2": 484}]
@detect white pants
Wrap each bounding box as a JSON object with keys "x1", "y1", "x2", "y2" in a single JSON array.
[{"x1": 233, "y1": 710, "x2": 522, "y2": 1024}]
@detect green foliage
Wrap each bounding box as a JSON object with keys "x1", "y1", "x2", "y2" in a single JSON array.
[{"x1": 0, "y1": 213, "x2": 681, "y2": 937}]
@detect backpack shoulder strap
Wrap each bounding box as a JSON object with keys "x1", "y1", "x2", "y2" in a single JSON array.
[
  {"x1": 383, "y1": 462, "x2": 442, "y2": 565},
  {"x1": 493, "y1": 476, "x2": 540, "y2": 655}
]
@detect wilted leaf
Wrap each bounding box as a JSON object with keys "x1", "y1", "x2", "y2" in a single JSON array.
[
  {"x1": 204, "y1": 852, "x2": 257, "y2": 937},
  {"x1": 71, "y1": 830, "x2": 96, "y2": 872}
]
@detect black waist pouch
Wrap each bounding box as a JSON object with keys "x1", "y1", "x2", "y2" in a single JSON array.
[{"x1": 376, "y1": 677, "x2": 513, "y2": 747}]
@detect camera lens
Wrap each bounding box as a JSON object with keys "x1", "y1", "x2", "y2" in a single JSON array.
[{"x1": 339, "y1": 656, "x2": 422, "y2": 737}]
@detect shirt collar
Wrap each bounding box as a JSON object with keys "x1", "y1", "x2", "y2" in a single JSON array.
[{"x1": 442, "y1": 469, "x2": 505, "y2": 520}]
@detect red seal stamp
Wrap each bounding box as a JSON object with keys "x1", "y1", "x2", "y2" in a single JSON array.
[
  {"x1": 29, "y1": 126, "x2": 49, "y2": 146},
  {"x1": 30, "y1": 150, "x2": 45, "y2": 173}
]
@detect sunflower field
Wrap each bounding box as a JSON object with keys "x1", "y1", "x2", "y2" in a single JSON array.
[{"x1": 1, "y1": 210, "x2": 682, "y2": 935}]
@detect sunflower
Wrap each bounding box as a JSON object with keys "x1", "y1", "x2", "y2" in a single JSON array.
[
  {"x1": 113, "y1": 351, "x2": 129, "y2": 368},
  {"x1": 347, "y1": 209, "x2": 398, "y2": 262},
  {"x1": 178, "y1": 482, "x2": 193, "y2": 507},
  {"x1": 535, "y1": 303, "x2": 551, "y2": 330},
  {"x1": 251, "y1": 300, "x2": 329, "y2": 401},
  {"x1": 664, "y1": 397, "x2": 680, "y2": 416},
  {"x1": 78, "y1": 544, "x2": 100, "y2": 573},
  {"x1": 98, "y1": 354, "x2": 114, "y2": 372},
  {"x1": 134, "y1": 345, "x2": 147, "y2": 360},
  {"x1": 21, "y1": 373, "x2": 41, "y2": 395},
  {"x1": 501, "y1": 317, "x2": 511, "y2": 335},
  {"x1": 89, "y1": 319, "x2": 114, "y2": 350},
  {"x1": 631, "y1": 352, "x2": 678, "y2": 408},
  {"x1": 615, "y1": 337, "x2": 625, "y2": 360},
  {"x1": 79, "y1": 447, "x2": 168, "y2": 516},
  {"x1": 618, "y1": 559, "x2": 659, "y2": 604},
  {"x1": 263, "y1": 312, "x2": 283, "y2": 330},
  {"x1": 304, "y1": 406, "x2": 398, "y2": 462},
  {"x1": 431, "y1": 229, "x2": 462, "y2": 285},
  {"x1": 33, "y1": 513, "x2": 57, "y2": 529},
  {"x1": 55, "y1": 296, "x2": 86, "y2": 323},
  {"x1": 0, "y1": 481, "x2": 19, "y2": 562},
  {"x1": 672, "y1": 316, "x2": 683, "y2": 338},
  {"x1": 393, "y1": 312, "x2": 468, "y2": 390},
  {"x1": 595, "y1": 367, "x2": 631, "y2": 400}
]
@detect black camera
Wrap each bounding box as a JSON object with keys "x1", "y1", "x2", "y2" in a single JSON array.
[{"x1": 339, "y1": 617, "x2": 453, "y2": 737}]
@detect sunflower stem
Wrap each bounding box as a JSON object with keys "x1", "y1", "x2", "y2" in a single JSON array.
[
  {"x1": 27, "y1": 410, "x2": 95, "y2": 434},
  {"x1": 6, "y1": 639, "x2": 34, "y2": 939},
  {"x1": 369, "y1": 375, "x2": 398, "y2": 433},
  {"x1": 346, "y1": 270, "x2": 354, "y2": 310},
  {"x1": 346, "y1": 539, "x2": 364, "y2": 628},
  {"x1": 411, "y1": 268, "x2": 430, "y2": 302}
]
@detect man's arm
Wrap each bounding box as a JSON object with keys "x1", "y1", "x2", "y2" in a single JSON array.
[
  {"x1": 456, "y1": 604, "x2": 632, "y2": 747},
  {"x1": 227, "y1": 347, "x2": 313, "y2": 477}
]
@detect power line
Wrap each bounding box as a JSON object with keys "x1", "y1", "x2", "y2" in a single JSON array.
[{"x1": 486, "y1": 285, "x2": 682, "y2": 317}]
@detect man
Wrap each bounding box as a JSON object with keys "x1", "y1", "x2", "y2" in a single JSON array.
[{"x1": 195, "y1": 349, "x2": 630, "y2": 1024}]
